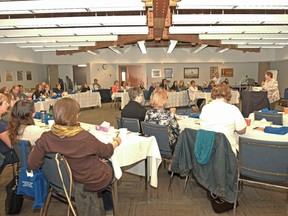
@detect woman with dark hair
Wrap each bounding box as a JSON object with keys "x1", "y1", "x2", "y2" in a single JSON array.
[
  {"x1": 159, "y1": 79, "x2": 170, "y2": 91},
  {"x1": 80, "y1": 82, "x2": 90, "y2": 92},
  {"x1": 27, "y1": 98, "x2": 121, "y2": 213},
  {"x1": 0, "y1": 93, "x2": 18, "y2": 173},
  {"x1": 170, "y1": 80, "x2": 179, "y2": 92},
  {"x1": 200, "y1": 84, "x2": 246, "y2": 155},
  {"x1": 8, "y1": 100, "x2": 44, "y2": 146},
  {"x1": 32, "y1": 84, "x2": 43, "y2": 99},
  {"x1": 2, "y1": 93, "x2": 16, "y2": 122}
]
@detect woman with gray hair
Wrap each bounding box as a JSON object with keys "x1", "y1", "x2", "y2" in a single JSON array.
[{"x1": 121, "y1": 86, "x2": 147, "y2": 122}]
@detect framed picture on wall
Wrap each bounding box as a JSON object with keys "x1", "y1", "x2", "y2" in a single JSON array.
[
  {"x1": 6, "y1": 70, "x2": 13, "y2": 81},
  {"x1": 164, "y1": 68, "x2": 173, "y2": 78},
  {"x1": 210, "y1": 67, "x2": 219, "y2": 79},
  {"x1": 26, "y1": 71, "x2": 32, "y2": 80},
  {"x1": 184, "y1": 68, "x2": 199, "y2": 79},
  {"x1": 151, "y1": 69, "x2": 161, "y2": 78},
  {"x1": 17, "y1": 70, "x2": 23, "y2": 81},
  {"x1": 221, "y1": 68, "x2": 234, "y2": 77}
]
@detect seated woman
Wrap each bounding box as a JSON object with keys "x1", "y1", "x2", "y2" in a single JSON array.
[
  {"x1": 81, "y1": 82, "x2": 90, "y2": 92},
  {"x1": 188, "y1": 80, "x2": 205, "y2": 109},
  {"x1": 32, "y1": 84, "x2": 43, "y2": 99},
  {"x1": 121, "y1": 86, "x2": 147, "y2": 122},
  {"x1": 159, "y1": 79, "x2": 170, "y2": 91},
  {"x1": 27, "y1": 98, "x2": 121, "y2": 213},
  {"x1": 53, "y1": 83, "x2": 63, "y2": 95},
  {"x1": 144, "y1": 88, "x2": 180, "y2": 152},
  {"x1": 207, "y1": 80, "x2": 216, "y2": 91},
  {"x1": 178, "y1": 80, "x2": 187, "y2": 91},
  {"x1": 170, "y1": 81, "x2": 179, "y2": 92},
  {"x1": 8, "y1": 100, "x2": 45, "y2": 147},
  {"x1": 2, "y1": 93, "x2": 16, "y2": 122},
  {"x1": 200, "y1": 84, "x2": 246, "y2": 155},
  {"x1": 43, "y1": 84, "x2": 51, "y2": 98},
  {"x1": 120, "y1": 81, "x2": 128, "y2": 91},
  {"x1": 111, "y1": 80, "x2": 120, "y2": 93},
  {"x1": 0, "y1": 94, "x2": 18, "y2": 174}
]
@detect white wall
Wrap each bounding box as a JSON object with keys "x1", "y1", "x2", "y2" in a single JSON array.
[
  {"x1": 58, "y1": 65, "x2": 73, "y2": 82},
  {"x1": 0, "y1": 60, "x2": 47, "y2": 89}
]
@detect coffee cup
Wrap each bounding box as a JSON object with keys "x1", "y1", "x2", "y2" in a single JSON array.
[{"x1": 245, "y1": 118, "x2": 251, "y2": 126}]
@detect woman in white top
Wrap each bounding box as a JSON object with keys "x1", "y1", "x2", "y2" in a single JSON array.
[
  {"x1": 200, "y1": 84, "x2": 246, "y2": 155},
  {"x1": 212, "y1": 72, "x2": 221, "y2": 85},
  {"x1": 8, "y1": 100, "x2": 44, "y2": 146},
  {"x1": 188, "y1": 80, "x2": 205, "y2": 109}
]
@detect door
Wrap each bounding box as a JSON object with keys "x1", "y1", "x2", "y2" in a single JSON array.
[{"x1": 119, "y1": 65, "x2": 144, "y2": 87}]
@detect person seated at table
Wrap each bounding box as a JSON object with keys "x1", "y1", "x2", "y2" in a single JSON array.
[
  {"x1": 178, "y1": 80, "x2": 187, "y2": 91},
  {"x1": 139, "y1": 81, "x2": 145, "y2": 90},
  {"x1": 81, "y1": 82, "x2": 90, "y2": 92},
  {"x1": 159, "y1": 79, "x2": 170, "y2": 91},
  {"x1": 207, "y1": 80, "x2": 216, "y2": 90},
  {"x1": 170, "y1": 81, "x2": 179, "y2": 92},
  {"x1": 53, "y1": 83, "x2": 63, "y2": 95},
  {"x1": 43, "y1": 84, "x2": 51, "y2": 98},
  {"x1": 8, "y1": 100, "x2": 44, "y2": 147},
  {"x1": 262, "y1": 71, "x2": 280, "y2": 110},
  {"x1": 212, "y1": 72, "x2": 221, "y2": 85},
  {"x1": 27, "y1": 98, "x2": 122, "y2": 213},
  {"x1": 40, "y1": 82, "x2": 47, "y2": 93},
  {"x1": 92, "y1": 78, "x2": 101, "y2": 90},
  {"x1": 2, "y1": 93, "x2": 16, "y2": 122},
  {"x1": 200, "y1": 84, "x2": 247, "y2": 155},
  {"x1": 120, "y1": 81, "x2": 128, "y2": 91},
  {"x1": 0, "y1": 93, "x2": 19, "y2": 174},
  {"x1": 121, "y1": 86, "x2": 147, "y2": 122},
  {"x1": 0, "y1": 87, "x2": 9, "y2": 94},
  {"x1": 10, "y1": 85, "x2": 20, "y2": 101},
  {"x1": 111, "y1": 80, "x2": 120, "y2": 93},
  {"x1": 32, "y1": 84, "x2": 43, "y2": 99},
  {"x1": 18, "y1": 85, "x2": 28, "y2": 100},
  {"x1": 188, "y1": 80, "x2": 205, "y2": 109},
  {"x1": 147, "y1": 82, "x2": 157, "y2": 99},
  {"x1": 144, "y1": 88, "x2": 180, "y2": 152}
]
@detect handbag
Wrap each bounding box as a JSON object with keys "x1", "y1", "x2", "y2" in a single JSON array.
[
  {"x1": 5, "y1": 164, "x2": 23, "y2": 215},
  {"x1": 207, "y1": 191, "x2": 238, "y2": 214},
  {"x1": 17, "y1": 140, "x2": 48, "y2": 209}
]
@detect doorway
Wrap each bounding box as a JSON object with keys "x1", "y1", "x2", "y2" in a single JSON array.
[{"x1": 118, "y1": 65, "x2": 144, "y2": 87}]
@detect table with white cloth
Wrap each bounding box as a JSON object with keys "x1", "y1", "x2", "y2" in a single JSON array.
[
  {"x1": 113, "y1": 92, "x2": 145, "y2": 109},
  {"x1": 34, "y1": 92, "x2": 101, "y2": 112},
  {"x1": 165, "y1": 91, "x2": 190, "y2": 108},
  {"x1": 195, "y1": 90, "x2": 240, "y2": 104},
  {"x1": 247, "y1": 112, "x2": 288, "y2": 126}
]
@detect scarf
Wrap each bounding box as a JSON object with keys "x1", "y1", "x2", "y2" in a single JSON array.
[{"x1": 51, "y1": 124, "x2": 84, "y2": 138}]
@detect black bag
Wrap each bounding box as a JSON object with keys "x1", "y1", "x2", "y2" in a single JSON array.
[
  {"x1": 207, "y1": 191, "x2": 238, "y2": 214},
  {"x1": 5, "y1": 174, "x2": 24, "y2": 214}
]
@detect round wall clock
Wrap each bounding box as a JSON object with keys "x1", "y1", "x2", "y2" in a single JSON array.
[{"x1": 102, "y1": 64, "x2": 107, "y2": 70}]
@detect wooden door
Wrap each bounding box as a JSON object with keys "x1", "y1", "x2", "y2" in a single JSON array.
[{"x1": 119, "y1": 65, "x2": 143, "y2": 86}]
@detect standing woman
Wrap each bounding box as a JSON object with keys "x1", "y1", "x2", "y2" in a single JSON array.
[
  {"x1": 262, "y1": 71, "x2": 280, "y2": 110},
  {"x1": 27, "y1": 98, "x2": 121, "y2": 213},
  {"x1": 0, "y1": 93, "x2": 18, "y2": 173},
  {"x1": 8, "y1": 100, "x2": 44, "y2": 147}
]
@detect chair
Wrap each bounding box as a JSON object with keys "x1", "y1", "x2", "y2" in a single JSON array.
[
  {"x1": 122, "y1": 117, "x2": 141, "y2": 133},
  {"x1": 186, "y1": 90, "x2": 196, "y2": 107},
  {"x1": 41, "y1": 153, "x2": 118, "y2": 216},
  {"x1": 115, "y1": 116, "x2": 122, "y2": 129},
  {"x1": 143, "y1": 89, "x2": 150, "y2": 106},
  {"x1": 13, "y1": 140, "x2": 32, "y2": 165},
  {"x1": 234, "y1": 137, "x2": 288, "y2": 215},
  {"x1": 170, "y1": 128, "x2": 238, "y2": 204},
  {"x1": 141, "y1": 122, "x2": 172, "y2": 160},
  {"x1": 110, "y1": 88, "x2": 121, "y2": 109},
  {"x1": 254, "y1": 111, "x2": 283, "y2": 125}
]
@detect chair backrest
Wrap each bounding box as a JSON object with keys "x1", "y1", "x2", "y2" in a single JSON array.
[
  {"x1": 42, "y1": 153, "x2": 72, "y2": 195},
  {"x1": 122, "y1": 117, "x2": 141, "y2": 133},
  {"x1": 141, "y1": 121, "x2": 172, "y2": 158},
  {"x1": 13, "y1": 140, "x2": 32, "y2": 165},
  {"x1": 239, "y1": 136, "x2": 288, "y2": 183},
  {"x1": 115, "y1": 116, "x2": 122, "y2": 129},
  {"x1": 143, "y1": 89, "x2": 150, "y2": 100},
  {"x1": 254, "y1": 111, "x2": 283, "y2": 125}
]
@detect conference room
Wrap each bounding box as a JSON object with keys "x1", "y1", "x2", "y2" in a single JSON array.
[{"x1": 0, "y1": 1, "x2": 287, "y2": 216}]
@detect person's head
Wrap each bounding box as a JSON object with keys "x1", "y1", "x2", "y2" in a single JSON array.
[
  {"x1": 121, "y1": 81, "x2": 126, "y2": 87},
  {"x1": 0, "y1": 93, "x2": 9, "y2": 116},
  {"x1": 83, "y1": 82, "x2": 88, "y2": 88},
  {"x1": 211, "y1": 84, "x2": 232, "y2": 102},
  {"x1": 18, "y1": 85, "x2": 24, "y2": 93},
  {"x1": 162, "y1": 79, "x2": 168, "y2": 86},
  {"x1": 265, "y1": 71, "x2": 273, "y2": 81},
  {"x1": 0, "y1": 87, "x2": 9, "y2": 94},
  {"x1": 190, "y1": 80, "x2": 196, "y2": 87},
  {"x1": 128, "y1": 86, "x2": 143, "y2": 103},
  {"x1": 11, "y1": 85, "x2": 19, "y2": 94},
  {"x1": 172, "y1": 80, "x2": 178, "y2": 87},
  {"x1": 94, "y1": 79, "x2": 98, "y2": 84},
  {"x1": 35, "y1": 84, "x2": 42, "y2": 91},
  {"x1": 179, "y1": 80, "x2": 184, "y2": 86},
  {"x1": 208, "y1": 80, "x2": 216, "y2": 88},
  {"x1": 215, "y1": 72, "x2": 219, "y2": 78},
  {"x1": 114, "y1": 80, "x2": 119, "y2": 86},
  {"x1": 56, "y1": 83, "x2": 61, "y2": 90},
  {"x1": 41, "y1": 82, "x2": 47, "y2": 88},
  {"x1": 45, "y1": 84, "x2": 50, "y2": 91},
  {"x1": 53, "y1": 98, "x2": 80, "y2": 126},
  {"x1": 8, "y1": 100, "x2": 35, "y2": 144},
  {"x1": 4, "y1": 93, "x2": 16, "y2": 109},
  {"x1": 150, "y1": 88, "x2": 168, "y2": 109}
]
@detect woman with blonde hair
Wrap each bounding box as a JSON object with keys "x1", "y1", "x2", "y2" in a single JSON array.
[
  {"x1": 144, "y1": 88, "x2": 180, "y2": 151},
  {"x1": 0, "y1": 93, "x2": 18, "y2": 173}
]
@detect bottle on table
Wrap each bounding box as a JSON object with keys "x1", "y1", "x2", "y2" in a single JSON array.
[{"x1": 49, "y1": 104, "x2": 53, "y2": 117}]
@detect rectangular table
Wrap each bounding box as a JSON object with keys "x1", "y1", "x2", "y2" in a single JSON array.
[{"x1": 195, "y1": 90, "x2": 240, "y2": 105}]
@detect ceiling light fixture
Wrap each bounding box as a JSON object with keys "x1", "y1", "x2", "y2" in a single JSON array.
[
  {"x1": 87, "y1": 50, "x2": 98, "y2": 55},
  {"x1": 108, "y1": 46, "x2": 122, "y2": 54},
  {"x1": 167, "y1": 40, "x2": 178, "y2": 54},
  {"x1": 218, "y1": 48, "x2": 229, "y2": 53},
  {"x1": 193, "y1": 44, "x2": 208, "y2": 53},
  {"x1": 137, "y1": 41, "x2": 147, "y2": 54},
  {"x1": 78, "y1": 64, "x2": 87, "y2": 67}
]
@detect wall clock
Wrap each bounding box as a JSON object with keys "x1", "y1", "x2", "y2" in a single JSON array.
[{"x1": 102, "y1": 64, "x2": 107, "y2": 70}]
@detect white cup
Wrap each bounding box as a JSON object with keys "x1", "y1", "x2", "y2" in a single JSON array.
[
  {"x1": 48, "y1": 120, "x2": 55, "y2": 129},
  {"x1": 119, "y1": 128, "x2": 128, "y2": 140}
]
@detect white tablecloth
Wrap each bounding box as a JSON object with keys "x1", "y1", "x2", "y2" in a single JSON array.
[
  {"x1": 34, "y1": 92, "x2": 101, "y2": 112},
  {"x1": 248, "y1": 112, "x2": 288, "y2": 126},
  {"x1": 195, "y1": 90, "x2": 240, "y2": 104},
  {"x1": 113, "y1": 92, "x2": 130, "y2": 109},
  {"x1": 165, "y1": 91, "x2": 190, "y2": 108}
]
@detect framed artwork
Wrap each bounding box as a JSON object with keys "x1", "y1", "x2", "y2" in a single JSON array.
[
  {"x1": 151, "y1": 69, "x2": 161, "y2": 78},
  {"x1": 221, "y1": 68, "x2": 234, "y2": 77},
  {"x1": 164, "y1": 68, "x2": 173, "y2": 78},
  {"x1": 184, "y1": 67, "x2": 199, "y2": 79},
  {"x1": 26, "y1": 71, "x2": 32, "y2": 80},
  {"x1": 210, "y1": 67, "x2": 219, "y2": 79},
  {"x1": 17, "y1": 70, "x2": 23, "y2": 81},
  {"x1": 6, "y1": 70, "x2": 13, "y2": 81}
]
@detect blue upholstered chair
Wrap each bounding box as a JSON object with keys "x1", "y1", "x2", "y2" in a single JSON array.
[{"x1": 254, "y1": 111, "x2": 283, "y2": 125}]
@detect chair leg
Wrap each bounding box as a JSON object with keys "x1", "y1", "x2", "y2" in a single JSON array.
[
  {"x1": 168, "y1": 172, "x2": 174, "y2": 191},
  {"x1": 40, "y1": 189, "x2": 52, "y2": 216},
  {"x1": 183, "y1": 175, "x2": 190, "y2": 193},
  {"x1": 112, "y1": 180, "x2": 118, "y2": 216}
]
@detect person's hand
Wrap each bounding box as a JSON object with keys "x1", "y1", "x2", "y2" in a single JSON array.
[{"x1": 113, "y1": 136, "x2": 122, "y2": 147}]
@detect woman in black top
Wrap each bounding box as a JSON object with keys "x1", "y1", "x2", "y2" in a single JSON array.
[
  {"x1": 81, "y1": 82, "x2": 90, "y2": 92},
  {"x1": 32, "y1": 84, "x2": 43, "y2": 99}
]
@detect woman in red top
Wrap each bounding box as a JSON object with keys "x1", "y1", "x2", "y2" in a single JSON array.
[{"x1": 111, "y1": 80, "x2": 120, "y2": 93}]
